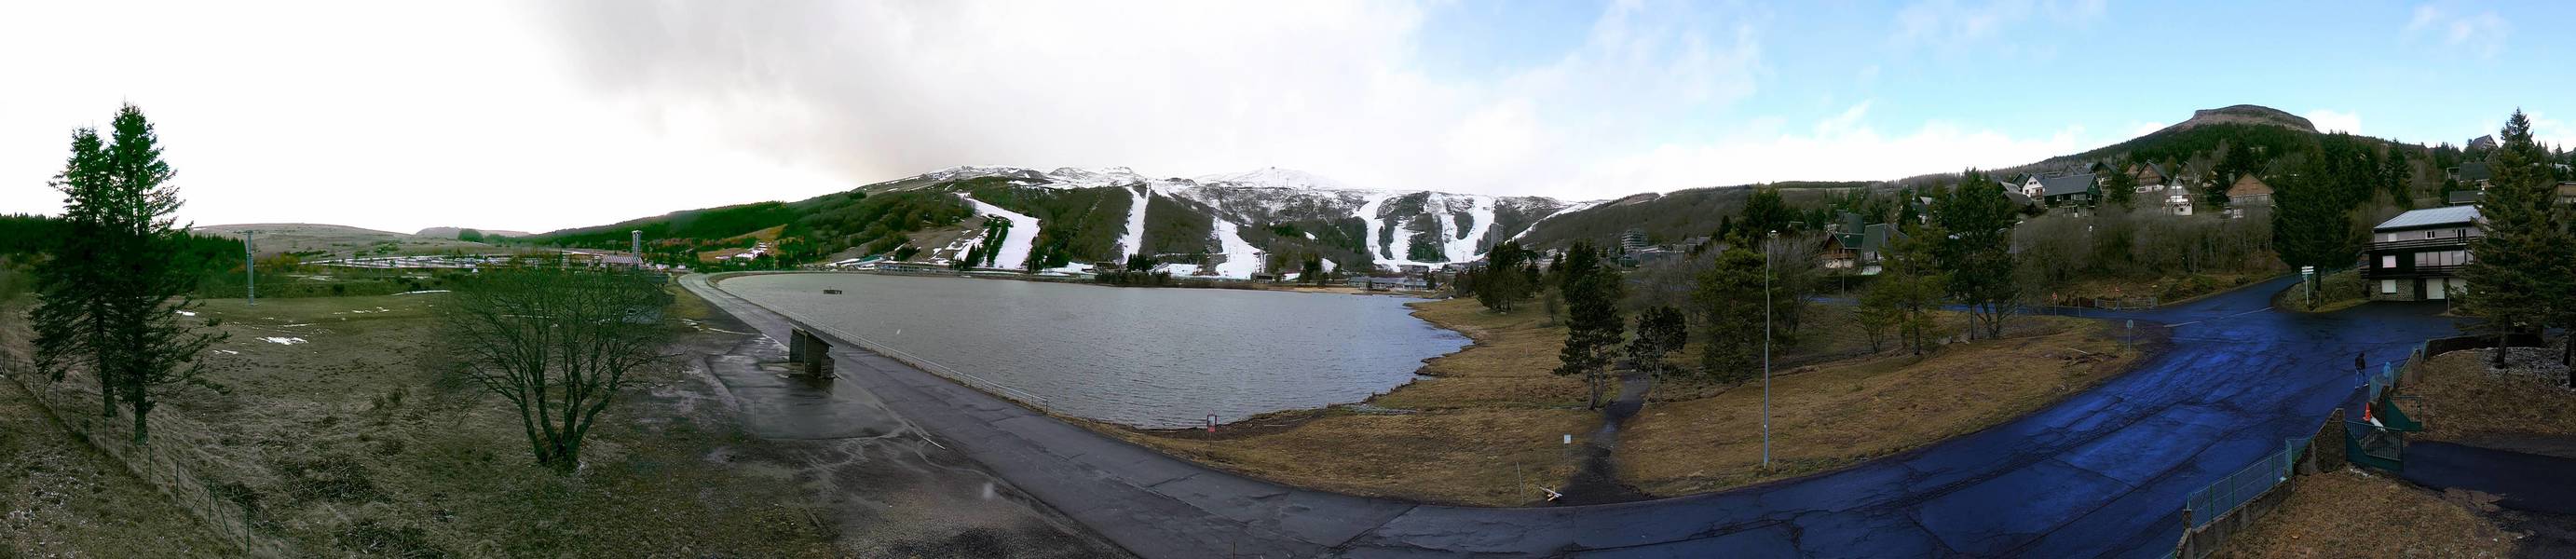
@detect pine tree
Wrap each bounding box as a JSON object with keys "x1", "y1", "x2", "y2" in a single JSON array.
[
  {"x1": 1693, "y1": 247, "x2": 1766, "y2": 379},
  {"x1": 2103, "y1": 165, "x2": 2139, "y2": 210},
  {"x1": 1625, "y1": 307, "x2": 1687, "y2": 379},
  {"x1": 2270, "y1": 156, "x2": 2359, "y2": 307},
  {"x1": 32, "y1": 105, "x2": 226, "y2": 443},
  {"x1": 1741, "y1": 187, "x2": 1792, "y2": 237},
  {"x1": 1932, "y1": 171, "x2": 2020, "y2": 339},
  {"x1": 2458, "y1": 110, "x2": 2576, "y2": 374},
  {"x1": 1476, "y1": 241, "x2": 1531, "y2": 311},
  {"x1": 1551, "y1": 243, "x2": 1624, "y2": 409}
]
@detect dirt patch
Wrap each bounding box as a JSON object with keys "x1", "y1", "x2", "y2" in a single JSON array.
[
  {"x1": 1617, "y1": 316, "x2": 2146, "y2": 496},
  {"x1": 2215, "y1": 469, "x2": 2518, "y2": 558}
]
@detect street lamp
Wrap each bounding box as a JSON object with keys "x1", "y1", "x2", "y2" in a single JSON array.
[{"x1": 1763, "y1": 229, "x2": 1776, "y2": 470}]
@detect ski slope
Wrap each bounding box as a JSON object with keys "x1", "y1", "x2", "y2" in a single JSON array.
[
  {"x1": 1117, "y1": 184, "x2": 1150, "y2": 261},
  {"x1": 1208, "y1": 217, "x2": 1263, "y2": 279},
  {"x1": 961, "y1": 194, "x2": 1041, "y2": 269}
]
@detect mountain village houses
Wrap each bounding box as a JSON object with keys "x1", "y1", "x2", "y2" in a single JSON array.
[{"x1": 2364, "y1": 206, "x2": 2477, "y2": 301}]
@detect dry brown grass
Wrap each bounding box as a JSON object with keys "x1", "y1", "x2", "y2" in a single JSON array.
[
  {"x1": 1106, "y1": 298, "x2": 2150, "y2": 506},
  {"x1": 1104, "y1": 298, "x2": 1598, "y2": 506},
  {"x1": 1618, "y1": 316, "x2": 2137, "y2": 496},
  {"x1": 2216, "y1": 470, "x2": 2518, "y2": 558},
  {"x1": 2410, "y1": 351, "x2": 2576, "y2": 442},
  {"x1": 1104, "y1": 408, "x2": 1598, "y2": 506},
  {"x1": 1, "y1": 380, "x2": 235, "y2": 557}
]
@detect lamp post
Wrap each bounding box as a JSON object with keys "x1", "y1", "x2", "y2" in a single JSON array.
[{"x1": 1763, "y1": 229, "x2": 1776, "y2": 470}]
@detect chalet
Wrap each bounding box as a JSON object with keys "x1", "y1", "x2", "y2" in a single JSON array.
[
  {"x1": 2558, "y1": 182, "x2": 2576, "y2": 206},
  {"x1": 2223, "y1": 175, "x2": 2273, "y2": 218},
  {"x1": 2467, "y1": 135, "x2": 2498, "y2": 151},
  {"x1": 2022, "y1": 173, "x2": 2099, "y2": 206},
  {"x1": 2446, "y1": 190, "x2": 2484, "y2": 206},
  {"x1": 2447, "y1": 162, "x2": 2493, "y2": 190},
  {"x1": 1822, "y1": 223, "x2": 1905, "y2": 275},
  {"x1": 1348, "y1": 276, "x2": 1425, "y2": 291},
  {"x1": 2364, "y1": 206, "x2": 2479, "y2": 302},
  {"x1": 2162, "y1": 190, "x2": 2195, "y2": 216},
  {"x1": 2131, "y1": 162, "x2": 2174, "y2": 194}
]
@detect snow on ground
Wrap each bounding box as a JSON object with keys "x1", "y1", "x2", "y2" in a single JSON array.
[
  {"x1": 393, "y1": 290, "x2": 449, "y2": 295},
  {"x1": 1443, "y1": 196, "x2": 1497, "y2": 263},
  {"x1": 960, "y1": 194, "x2": 1041, "y2": 269},
  {"x1": 1117, "y1": 184, "x2": 1151, "y2": 261},
  {"x1": 1356, "y1": 193, "x2": 1397, "y2": 261},
  {"x1": 1193, "y1": 167, "x2": 1352, "y2": 190},
  {"x1": 175, "y1": 310, "x2": 197, "y2": 316},
  {"x1": 259, "y1": 336, "x2": 307, "y2": 345},
  {"x1": 1208, "y1": 217, "x2": 1263, "y2": 279},
  {"x1": 1510, "y1": 199, "x2": 1606, "y2": 242}
]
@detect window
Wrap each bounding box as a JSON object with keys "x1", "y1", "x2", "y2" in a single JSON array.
[
  {"x1": 2381, "y1": 280, "x2": 2398, "y2": 293},
  {"x1": 2381, "y1": 255, "x2": 2397, "y2": 269},
  {"x1": 2426, "y1": 231, "x2": 2437, "y2": 239}
]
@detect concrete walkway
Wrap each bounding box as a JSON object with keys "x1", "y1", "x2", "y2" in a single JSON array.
[{"x1": 685, "y1": 273, "x2": 2466, "y2": 558}]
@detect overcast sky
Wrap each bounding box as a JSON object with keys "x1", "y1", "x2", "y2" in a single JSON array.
[{"x1": 3, "y1": 1, "x2": 2569, "y2": 234}]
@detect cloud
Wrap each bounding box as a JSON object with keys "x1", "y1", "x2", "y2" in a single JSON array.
[
  {"x1": 1893, "y1": 0, "x2": 2106, "y2": 46},
  {"x1": 2404, "y1": 4, "x2": 2509, "y2": 59},
  {"x1": 1573, "y1": 102, "x2": 2095, "y2": 195},
  {"x1": 535, "y1": 0, "x2": 1768, "y2": 201},
  {"x1": 2305, "y1": 110, "x2": 2363, "y2": 134}
]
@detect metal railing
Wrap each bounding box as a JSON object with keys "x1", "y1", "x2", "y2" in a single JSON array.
[
  {"x1": 794, "y1": 320, "x2": 1055, "y2": 408},
  {"x1": 2184, "y1": 435, "x2": 2311, "y2": 529}
]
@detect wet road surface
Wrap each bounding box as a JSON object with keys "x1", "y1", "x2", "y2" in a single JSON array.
[{"x1": 688, "y1": 273, "x2": 2466, "y2": 558}]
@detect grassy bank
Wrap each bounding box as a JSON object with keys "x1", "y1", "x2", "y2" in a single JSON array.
[
  {"x1": 1618, "y1": 316, "x2": 2139, "y2": 495},
  {"x1": 1, "y1": 379, "x2": 233, "y2": 556},
  {"x1": 2410, "y1": 350, "x2": 2576, "y2": 446},
  {"x1": 2215, "y1": 469, "x2": 2518, "y2": 558},
  {"x1": 1106, "y1": 297, "x2": 2155, "y2": 506},
  {"x1": 1098, "y1": 299, "x2": 1598, "y2": 506}
]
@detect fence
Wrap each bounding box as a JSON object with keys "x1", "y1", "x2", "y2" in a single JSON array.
[
  {"x1": 2, "y1": 371, "x2": 290, "y2": 556},
  {"x1": 2183, "y1": 436, "x2": 2310, "y2": 530}
]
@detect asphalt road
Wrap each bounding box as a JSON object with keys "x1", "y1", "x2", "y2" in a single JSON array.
[{"x1": 684, "y1": 273, "x2": 2465, "y2": 558}]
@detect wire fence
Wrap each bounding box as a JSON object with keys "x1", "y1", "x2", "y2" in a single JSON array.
[{"x1": 2183, "y1": 435, "x2": 2311, "y2": 529}]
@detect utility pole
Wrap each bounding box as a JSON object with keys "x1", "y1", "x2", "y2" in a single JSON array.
[
  {"x1": 244, "y1": 229, "x2": 256, "y2": 306},
  {"x1": 1762, "y1": 230, "x2": 1775, "y2": 470}
]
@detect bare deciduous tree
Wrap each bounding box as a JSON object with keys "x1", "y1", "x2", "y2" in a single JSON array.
[{"x1": 440, "y1": 266, "x2": 673, "y2": 473}]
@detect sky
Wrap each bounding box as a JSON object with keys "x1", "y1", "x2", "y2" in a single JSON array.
[{"x1": 3, "y1": 0, "x2": 2571, "y2": 234}]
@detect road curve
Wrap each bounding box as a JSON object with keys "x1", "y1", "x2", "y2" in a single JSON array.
[{"x1": 682, "y1": 273, "x2": 2464, "y2": 558}]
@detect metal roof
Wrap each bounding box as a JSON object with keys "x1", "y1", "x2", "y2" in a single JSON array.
[
  {"x1": 2036, "y1": 173, "x2": 2096, "y2": 197},
  {"x1": 2373, "y1": 206, "x2": 2481, "y2": 231}
]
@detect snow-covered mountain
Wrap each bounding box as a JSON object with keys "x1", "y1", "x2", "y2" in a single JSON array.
[{"x1": 861, "y1": 166, "x2": 1597, "y2": 278}]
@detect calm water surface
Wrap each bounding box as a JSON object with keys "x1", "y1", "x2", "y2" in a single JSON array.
[{"x1": 724, "y1": 273, "x2": 1469, "y2": 428}]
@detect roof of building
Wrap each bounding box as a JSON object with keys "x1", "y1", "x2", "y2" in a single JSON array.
[
  {"x1": 2447, "y1": 190, "x2": 2484, "y2": 205},
  {"x1": 2455, "y1": 161, "x2": 2492, "y2": 182},
  {"x1": 2036, "y1": 173, "x2": 2097, "y2": 197},
  {"x1": 2226, "y1": 174, "x2": 2272, "y2": 198},
  {"x1": 2374, "y1": 206, "x2": 2481, "y2": 231}
]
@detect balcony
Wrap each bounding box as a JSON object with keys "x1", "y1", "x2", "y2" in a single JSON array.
[
  {"x1": 2366, "y1": 237, "x2": 2474, "y2": 252},
  {"x1": 2363, "y1": 264, "x2": 2463, "y2": 279}
]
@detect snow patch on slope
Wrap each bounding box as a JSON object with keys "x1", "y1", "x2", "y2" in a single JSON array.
[
  {"x1": 1511, "y1": 199, "x2": 1607, "y2": 242},
  {"x1": 1445, "y1": 196, "x2": 1496, "y2": 262},
  {"x1": 1193, "y1": 167, "x2": 1352, "y2": 190},
  {"x1": 1116, "y1": 184, "x2": 1151, "y2": 261},
  {"x1": 961, "y1": 194, "x2": 1041, "y2": 269},
  {"x1": 1356, "y1": 193, "x2": 1398, "y2": 261},
  {"x1": 1208, "y1": 217, "x2": 1263, "y2": 279}
]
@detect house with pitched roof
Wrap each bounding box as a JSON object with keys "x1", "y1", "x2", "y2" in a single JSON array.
[
  {"x1": 2223, "y1": 174, "x2": 2272, "y2": 218},
  {"x1": 1822, "y1": 221, "x2": 1905, "y2": 275},
  {"x1": 2019, "y1": 173, "x2": 2099, "y2": 207},
  {"x1": 2364, "y1": 206, "x2": 2479, "y2": 301},
  {"x1": 2447, "y1": 161, "x2": 2493, "y2": 190}
]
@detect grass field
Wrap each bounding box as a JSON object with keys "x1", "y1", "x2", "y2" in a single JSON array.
[
  {"x1": 2215, "y1": 469, "x2": 2518, "y2": 558},
  {"x1": 2409, "y1": 350, "x2": 2576, "y2": 450},
  {"x1": 1108, "y1": 296, "x2": 2154, "y2": 506},
  {"x1": 1, "y1": 283, "x2": 1118, "y2": 557},
  {"x1": 193, "y1": 223, "x2": 500, "y2": 259}
]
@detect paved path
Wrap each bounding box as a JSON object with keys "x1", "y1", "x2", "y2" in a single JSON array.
[{"x1": 685, "y1": 274, "x2": 2465, "y2": 558}]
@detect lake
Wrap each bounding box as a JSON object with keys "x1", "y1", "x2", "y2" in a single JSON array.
[{"x1": 722, "y1": 273, "x2": 1470, "y2": 429}]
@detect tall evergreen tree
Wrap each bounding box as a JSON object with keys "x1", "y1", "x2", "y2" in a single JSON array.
[
  {"x1": 2102, "y1": 165, "x2": 2140, "y2": 210},
  {"x1": 1740, "y1": 187, "x2": 1793, "y2": 238},
  {"x1": 1476, "y1": 241, "x2": 1531, "y2": 311},
  {"x1": 2458, "y1": 110, "x2": 2576, "y2": 374},
  {"x1": 31, "y1": 127, "x2": 117, "y2": 417},
  {"x1": 1931, "y1": 171, "x2": 2020, "y2": 339},
  {"x1": 1551, "y1": 242, "x2": 1625, "y2": 409},
  {"x1": 2270, "y1": 154, "x2": 2361, "y2": 307},
  {"x1": 1692, "y1": 247, "x2": 1766, "y2": 379},
  {"x1": 31, "y1": 105, "x2": 226, "y2": 443}
]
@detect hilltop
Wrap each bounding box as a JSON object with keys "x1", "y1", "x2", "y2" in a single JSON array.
[
  {"x1": 415, "y1": 226, "x2": 533, "y2": 239},
  {"x1": 192, "y1": 223, "x2": 497, "y2": 258},
  {"x1": 517, "y1": 103, "x2": 2436, "y2": 277}
]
